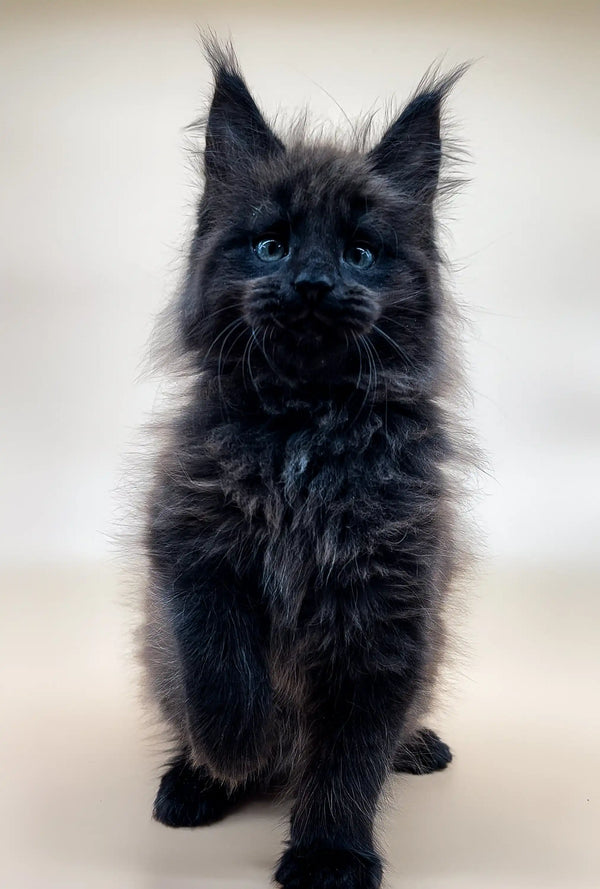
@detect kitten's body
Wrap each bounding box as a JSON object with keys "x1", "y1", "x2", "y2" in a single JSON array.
[{"x1": 139, "y1": 43, "x2": 470, "y2": 889}]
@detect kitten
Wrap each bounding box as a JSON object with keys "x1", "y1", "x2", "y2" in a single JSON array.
[{"x1": 140, "y1": 40, "x2": 471, "y2": 889}]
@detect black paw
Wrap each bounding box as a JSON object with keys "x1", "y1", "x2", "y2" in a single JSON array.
[
  {"x1": 393, "y1": 727, "x2": 452, "y2": 775},
  {"x1": 275, "y1": 845, "x2": 382, "y2": 889},
  {"x1": 153, "y1": 755, "x2": 237, "y2": 828}
]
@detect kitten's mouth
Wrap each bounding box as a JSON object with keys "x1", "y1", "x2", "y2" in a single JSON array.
[
  {"x1": 285, "y1": 306, "x2": 338, "y2": 330},
  {"x1": 269, "y1": 318, "x2": 370, "y2": 352},
  {"x1": 245, "y1": 307, "x2": 375, "y2": 379},
  {"x1": 245, "y1": 286, "x2": 377, "y2": 344},
  {"x1": 269, "y1": 306, "x2": 373, "y2": 340}
]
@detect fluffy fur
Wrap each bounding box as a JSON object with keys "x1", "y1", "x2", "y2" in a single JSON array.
[{"x1": 138, "y1": 40, "x2": 473, "y2": 889}]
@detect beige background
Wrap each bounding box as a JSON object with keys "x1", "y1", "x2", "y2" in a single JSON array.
[{"x1": 1, "y1": 1, "x2": 598, "y2": 887}]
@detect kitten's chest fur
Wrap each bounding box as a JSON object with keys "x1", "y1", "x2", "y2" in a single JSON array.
[
  {"x1": 215, "y1": 405, "x2": 387, "y2": 536},
  {"x1": 198, "y1": 401, "x2": 428, "y2": 627}
]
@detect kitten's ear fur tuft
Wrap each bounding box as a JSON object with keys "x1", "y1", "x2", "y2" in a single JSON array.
[
  {"x1": 202, "y1": 36, "x2": 284, "y2": 182},
  {"x1": 369, "y1": 65, "x2": 468, "y2": 203}
]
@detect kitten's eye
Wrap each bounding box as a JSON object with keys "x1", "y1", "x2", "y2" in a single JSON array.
[
  {"x1": 254, "y1": 236, "x2": 287, "y2": 263},
  {"x1": 344, "y1": 243, "x2": 375, "y2": 270}
]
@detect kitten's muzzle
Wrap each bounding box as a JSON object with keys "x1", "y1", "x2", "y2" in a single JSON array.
[{"x1": 292, "y1": 271, "x2": 334, "y2": 306}]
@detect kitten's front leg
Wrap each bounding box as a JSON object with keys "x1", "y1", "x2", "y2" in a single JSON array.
[
  {"x1": 166, "y1": 562, "x2": 273, "y2": 781},
  {"x1": 275, "y1": 620, "x2": 423, "y2": 889}
]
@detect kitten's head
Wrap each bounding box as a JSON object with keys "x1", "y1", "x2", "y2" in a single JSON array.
[{"x1": 178, "y1": 43, "x2": 463, "y2": 390}]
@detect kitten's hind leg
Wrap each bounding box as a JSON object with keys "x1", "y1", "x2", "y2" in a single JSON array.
[
  {"x1": 393, "y1": 727, "x2": 452, "y2": 775},
  {"x1": 153, "y1": 753, "x2": 253, "y2": 828}
]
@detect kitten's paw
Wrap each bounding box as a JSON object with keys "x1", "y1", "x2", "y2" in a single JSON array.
[
  {"x1": 153, "y1": 756, "x2": 237, "y2": 828},
  {"x1": 275, "y1": 845, "x2": 382, "y2": 889},
  {"x1": 393, "y1": 727, "x2": 452, "y2": 775}
]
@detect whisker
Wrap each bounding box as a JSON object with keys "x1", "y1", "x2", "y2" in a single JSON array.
[
  {"x1": 254, "y1": 327, "x2": 280, "y2": 378},
  {"x1": 240, "y1": 333, "x2": 252, "y2": 391},
  {"x1": 200, "y1": 302, "x2": 242, "y2": 323},
  {"x1": 246, "y1": 331, "x2": 259, "y2": 391},
  {"x1": 372, "y1": 325, "x2": 416, "y2": 369},
  {"x1": 363, "y1": 334, "x2": 388, "y2": 436},
  {"x1": 349, "y1": 332, "x2": 372, "y2": 428},
  {"x1": 360, "y1": 333, "x2": 376, "y2": 422},
  {"x1": 216, "y1": 322, "x2": 249, "y2": 413},
  {"x1": 203, "y1": 317, "x2": 245, "y2": 368}
]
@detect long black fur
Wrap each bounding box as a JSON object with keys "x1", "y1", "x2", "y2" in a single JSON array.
[{"x1": 139, "y1": 40, "x2": 472, "y2": 889}]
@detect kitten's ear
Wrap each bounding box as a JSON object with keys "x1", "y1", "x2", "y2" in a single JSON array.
[
  {"x1": 368, "y1": 67, "x2": 465, "y2": 203},
  {"x1": 203, "y1": 39, "x2": 284, "y2": 183}
]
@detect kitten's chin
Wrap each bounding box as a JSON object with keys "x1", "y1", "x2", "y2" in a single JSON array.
[
  {"x1": 246, "y1": 311, "x2": 374, "y2": 379},
  {"x1": 259, "y1": 324, "x2": 355, "y2": 379}
]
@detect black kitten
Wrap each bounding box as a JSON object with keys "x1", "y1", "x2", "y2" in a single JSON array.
[{"x1": 140, "y1": 40, "x2": 470, "y2": 889}]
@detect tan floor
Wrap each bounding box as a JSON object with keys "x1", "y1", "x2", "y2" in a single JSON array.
[{"x1": 1, "y1": 564, "x2": 598, "y2": 888}]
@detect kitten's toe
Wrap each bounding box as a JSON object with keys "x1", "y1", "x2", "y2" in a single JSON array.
[
  {"x1": 275, "y1": 845, "x2": 382, "y2": 889},
  {"x1": 153, "y1": 755, "x2": 238, "y2": 828},
  {"x1": 393, "y1": 727, "x2": 452, "y2": 775}
]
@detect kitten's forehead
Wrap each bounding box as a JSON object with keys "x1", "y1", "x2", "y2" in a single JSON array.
[{"x1": 253, "y1": 146, "x2": 387, "y2": 220}]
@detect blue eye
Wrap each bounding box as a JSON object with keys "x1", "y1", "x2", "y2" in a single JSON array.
[
  {"x1": 344, "y1": 243, "x2": 375, "y2": 270},
  {"x1": 254, "y1": 237, "x2": 287, "y2": 262}
]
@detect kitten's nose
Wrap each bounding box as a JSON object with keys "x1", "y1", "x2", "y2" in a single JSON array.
[{"x1": 293, "y1": 272, "x2": 334, "y2": 304}]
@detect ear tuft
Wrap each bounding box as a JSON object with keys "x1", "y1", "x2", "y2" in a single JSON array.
[
  {"x1": 200, "y1": 35, "x2": 284, "y2": 184},
  {"x1": 369, "y1": 64, "x2": 468, "y2": 203}
]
